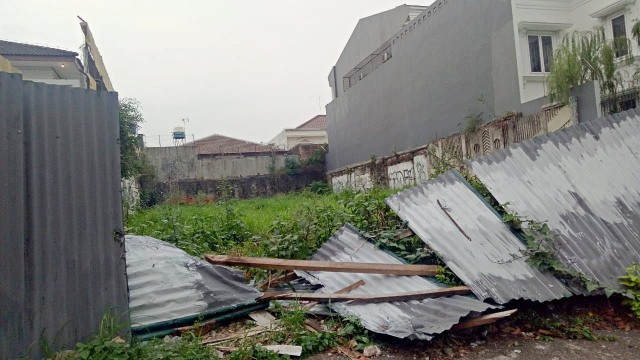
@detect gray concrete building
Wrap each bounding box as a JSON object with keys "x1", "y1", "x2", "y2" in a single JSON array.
[{"x1": 327, "y1": 0, "x2": 521, "y2": 171}]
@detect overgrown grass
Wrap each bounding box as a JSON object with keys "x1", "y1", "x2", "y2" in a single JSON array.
[
  {"x1": 126, "y1": 189, "x2": 401, "y2": 260},
  {"x1": 120, "y1": 187, "x2": 462, "y2": 358}
]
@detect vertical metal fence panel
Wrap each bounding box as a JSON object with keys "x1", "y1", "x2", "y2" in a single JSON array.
[
  {"x1": 0, "y1": 72, "x2": 27, "y2": 358},
  {"x1": 1, "y1": 73, "x2": 128, "y2": 359}
]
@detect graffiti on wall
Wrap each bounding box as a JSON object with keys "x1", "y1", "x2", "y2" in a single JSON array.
[{"x1": 388, "y1": 162, "x2": 415, "y2": 189}]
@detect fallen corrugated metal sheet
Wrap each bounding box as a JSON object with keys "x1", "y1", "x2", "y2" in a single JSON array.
[
  {"x1": 297, "y1": 226, "x2": 496, "y2": 340},
  {"x1": 126, "y1": 235, "x2": 263, "y2": 335},
  {"x1": 470, "y1": 109, "x2": 640, "y2": 290},
  {"x1": 386, "y1": 171, "x2": 573, "y2": 304},
  {"x1": 0, "y1": 72, "x2": 128, "y2": 359}
]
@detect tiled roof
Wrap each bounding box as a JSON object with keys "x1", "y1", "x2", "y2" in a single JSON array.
[
  {"x1": 193, "y1": 134, "x2": 284, "y2": 156},
  {"x1": 295, "y1": 115, "x2": 327, "y2": 130},
  {"x1": 0, "y1": 40, "x2": 78, "y2": 57}
]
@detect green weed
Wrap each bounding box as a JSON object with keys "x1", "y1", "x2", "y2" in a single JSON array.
[{"x1": 620, "y1": 264, "x2": 640, "y2": 318}]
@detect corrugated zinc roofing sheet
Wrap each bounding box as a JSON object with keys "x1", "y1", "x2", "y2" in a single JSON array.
[
  {"x1": 386, "y1": 171, "x2": 573, "y2": 304},
  {"x1": 470, "y1": 109, "x2": 640, "y2": 290},
  {"x1": 0, "y1": 72, "x2": 127, "y2": 359},
  {"x1": 126, "y1": 235, "x2": 262, "y2": 328},
  {"x1": 297, "y1": 226, "x2": 496, "y2": 340}
]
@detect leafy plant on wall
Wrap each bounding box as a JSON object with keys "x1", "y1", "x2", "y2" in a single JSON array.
[
  {"x1": 546, "y1": 27, "x2": 637, "y2": 106},
  {"x1": 119, "y1": 97, "x2": 146, "y2": 178}
]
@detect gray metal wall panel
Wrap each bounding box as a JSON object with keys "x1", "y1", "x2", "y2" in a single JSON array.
[
  {"x1": 297, "y1": 226, "x2": 495, "y2": 340},
  {"x1": 386, "y1": 171, "x2": 573, "y2": 304},
  {"x1": 470, "y1": 109, "x2": 640, "y2": 290},
  {"x1": 1, "y1": 73, "x2": 128, "y2": 358},
  {"x1": 0, "y1": 72, "x2": 27, "y2": 358}
]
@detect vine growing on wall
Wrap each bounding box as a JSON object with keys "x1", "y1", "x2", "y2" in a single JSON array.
[{"x1": 502, "y1": 210, "x2": 600, "y2": 292}]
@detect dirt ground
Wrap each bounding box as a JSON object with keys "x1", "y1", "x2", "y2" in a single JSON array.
[
  {"x1": 309, "y1": 328, "x2": 640, "y2": 360},
  {"x1": 308, "y1": 296, "x2": 640, "y2": 360}
]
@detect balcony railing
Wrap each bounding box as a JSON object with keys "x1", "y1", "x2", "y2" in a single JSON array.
[{"x1": 601, "y1": 87, "x2": 640, "y2": 115}]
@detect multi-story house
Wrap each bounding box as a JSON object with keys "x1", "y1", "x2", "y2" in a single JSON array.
[
  {"x1": 269, "y1": 115, "x2": 328, "y2": 150},
  {"x1": 326, "y1": 0, "x2": 640, "y2": 172},
  {"x1": 0, "y1": 40, "x2": 88, "y2": 88}
]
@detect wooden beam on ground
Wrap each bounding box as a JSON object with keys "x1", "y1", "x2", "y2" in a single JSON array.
[
  {"x1": 256, "y1": 271, "x2": 300, "y2": 291},
  {"x1": 451, "y1": 309, "x2": 518, "y2": 331},
  {"x1": 173, "y1": 319, "x2": 217, "y2": 337},
  {"x1": 304, "y1": 279, "x2": 365, "y2": 310},
  {"x1": 259, "y1": 286, "x2": 471, "y2": 304},
  {"x1": 202, "y1": 325, "x2": 276, "y2": 346},
  {"x1": 205, "y1": 255, "x2": 437, "y2": 276},
  {"x1": 394, "y1": 229, "x2": 415, "y2": 241}
]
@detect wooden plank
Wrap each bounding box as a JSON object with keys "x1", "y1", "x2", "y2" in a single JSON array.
[
  {"x1": 205, "y1": 255, "x2": 437, "y2": 276},
  {"x1": 260, "y1": 286, "x2": 471, "y2": 303},
  {"x1": 202, "y1": 326, "x2": 275, "y2": 345},
  {"x1": 304, "y1": 279, "x2": 365, "y2": 310},
  {"x1": 173, "y1": 319, "x2": 217, "y2": 336},
  {"x1": 394, "y1": 229, "x2": 415, "y2": 241},
  {"x1": 451, "y1": 309, "x2": 517, "y2": 331}
]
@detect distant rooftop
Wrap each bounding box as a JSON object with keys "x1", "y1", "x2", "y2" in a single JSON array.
[
  {"x1": 193, "y1": 134, "x2": 285, "y2": 156},
  {"x1": 295, "y1": 115, "x2": 327, "y2": 130},
  {"x1": 0, "y1": 39, "x2": 78, "y2": 57}
]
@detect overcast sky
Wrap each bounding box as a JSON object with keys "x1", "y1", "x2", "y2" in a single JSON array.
[{"x1": 2, "y1": 0, "x2": 433, "y2": 145}]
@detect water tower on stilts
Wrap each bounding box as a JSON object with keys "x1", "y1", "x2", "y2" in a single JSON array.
[{"x1": 172, "y1": 118, "x2": 188, "y2": 146}]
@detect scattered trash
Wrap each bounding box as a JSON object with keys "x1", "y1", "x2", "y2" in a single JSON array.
[{"x1": 363, "y1": 345, "x2": 382, "y2": 357}]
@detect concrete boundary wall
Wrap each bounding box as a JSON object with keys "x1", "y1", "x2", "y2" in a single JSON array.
[
  {"x1": 329, "y1": 100, "x2": 577, "y2": 191},
  {"x1": 145, "y1": 146, "x2": 294, "y2": 182}
]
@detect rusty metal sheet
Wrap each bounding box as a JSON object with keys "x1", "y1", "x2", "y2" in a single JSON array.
[
  {"x1": 297, "y1": 226, "x2": 496, "y2": 340},
  {"x1": 470, "y1": 109, "x2": 640, "y2": 290},
  {"x1": 386, "y1": 171, "x2": 573, "y2": 304}
]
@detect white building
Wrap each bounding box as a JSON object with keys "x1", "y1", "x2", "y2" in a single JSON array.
[
  {"x1": 269, "y1": 115, "x2": 328, "y2": 150},
  {"x1": 513, "y1": 0, "x2": 640, "y2": 103},
  {"x1": 0, "y1": 40, "x2": 87, "y2": 88}
]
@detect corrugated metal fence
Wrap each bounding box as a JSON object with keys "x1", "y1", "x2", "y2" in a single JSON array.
[{"x1": 0, "y1": 72, "x2": 129, "y2": 358}]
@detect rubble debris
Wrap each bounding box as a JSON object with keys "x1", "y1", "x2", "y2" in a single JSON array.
[
  {"x1": 248, "y1": 310, "x2": 277, "y2": 327},
  {"x1": 205, "y1": 254, "x2": 438, "y2": 276},
  {"x1": 363, "y1": 345, "x2": 382, "y2": 357},
  {"x1": 296, "y1": 225, "x2": 497, "y2": 340},
  {"x1": 202, "y1": 325, "x2": 278, "y2": 346}
]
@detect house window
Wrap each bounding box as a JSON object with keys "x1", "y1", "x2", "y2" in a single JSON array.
[
  {"x1": 612, "y1": 14, "x2": 628, "y2": 58},
  {"x1": 528, "y1": 35, "x2": 553, "y2": 73}
]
